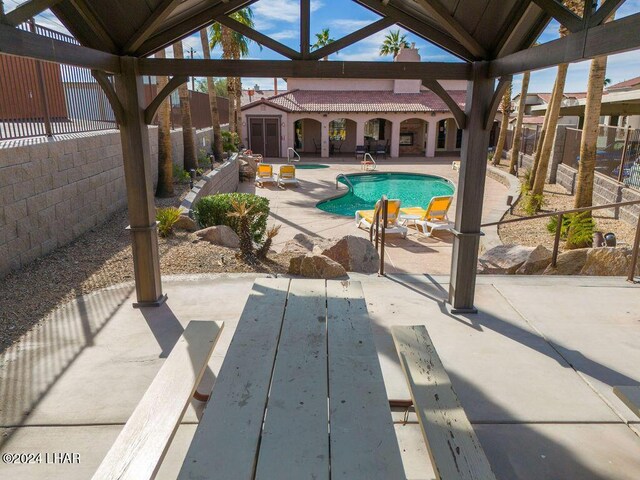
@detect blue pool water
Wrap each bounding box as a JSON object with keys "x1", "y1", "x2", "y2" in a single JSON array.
[{"x1": 316, "y1": 172, "x2": 455, "y2": 217}]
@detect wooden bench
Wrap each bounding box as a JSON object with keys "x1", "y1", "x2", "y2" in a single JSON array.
[
  {"x1": 392, "y1": 325, "x2": 497, "y2": 480},
  {"x1": 178, "y1": 278, "x2": 404, "y2": 480},
  {"x1": 91, "y1": 320, "x2": 224, "y2": 480},
  {"x1": 613, "y1": 386, "x2": 640, "y2": 418}
]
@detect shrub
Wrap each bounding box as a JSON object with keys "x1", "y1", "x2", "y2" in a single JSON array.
[
  {"x1": 221, "y1": 131, "x2": 240, "y2": 152},
  {"x1": 547, "y1": 211, "x2": 595, "y2": 249},
  {"x1": 523, "y1": 193, "x2": 544, "y2": 216},
  {"x1": 172, "y1": 164, "x2": 191, "y2": 183},
  {"x1": 156, "y1": 207, "x2": 181, "y2": 237},
  {"x1": 193, "y1": 193, "x2": 269, "y2": 242},
  {"x1": 227, "y1": 199, "x2": 255, "y2": 261}
]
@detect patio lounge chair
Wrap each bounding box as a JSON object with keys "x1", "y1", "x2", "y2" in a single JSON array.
[
  {"x1": 355, "y1": 199, "x2": 408, "y2": 237},
  {"x1": 400, "y1": 195, "x2": 454, "y2": 237},
  {"x1": 277, "y1": 164, "x2": 299, "y2": 188},
  {"x1": 255, "y1": 163, "x2": 277, "y2": 187}
]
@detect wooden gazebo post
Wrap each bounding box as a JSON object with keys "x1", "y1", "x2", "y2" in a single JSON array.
[
  {"x1": 449, "y1": 62, "x2": 494, "y2": 313},
  {"x1": 115, "y1": 56, "x2": 165, "y2": 307}
]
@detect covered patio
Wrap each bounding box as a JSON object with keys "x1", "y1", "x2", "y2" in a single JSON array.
[{"x1": 2, "y1": 0, "x2": 640, "y2": 478}]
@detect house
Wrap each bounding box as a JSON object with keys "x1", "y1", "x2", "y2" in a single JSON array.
[
  {"x1": 511, "y1": 91, "x2": 586, "y2": 127},
  {"x1": 239, "y1": 45, "x2": 466, "y2": 159}
]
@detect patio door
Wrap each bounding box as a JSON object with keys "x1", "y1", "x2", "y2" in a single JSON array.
[{"x1": 249, "y1": 117, "x2": 280, "y2": 157}]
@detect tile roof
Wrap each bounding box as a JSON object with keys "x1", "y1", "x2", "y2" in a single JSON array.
[
  {"x1": 607, "y1": 76, "x2": 640, "y2": 90},
  {"x1": 241, "y1": 89, "x2": 467, "y2": 113}
]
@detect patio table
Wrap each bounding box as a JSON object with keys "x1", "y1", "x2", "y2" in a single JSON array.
[{"x1": 177, "y1": 278, "x2": 405, "y2": 480}]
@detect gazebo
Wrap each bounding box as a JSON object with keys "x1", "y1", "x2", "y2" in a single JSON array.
[{"x1": 1, "y1": 0, "x2": 637, "y2": 312}]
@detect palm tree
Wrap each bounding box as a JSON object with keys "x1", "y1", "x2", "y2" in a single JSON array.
[
  {"x1": 312, "y1": 28, "x2": 335, "y2": 60},
  {"x1": 379, "y1": 30, "x2": 410, "y2": 58},
  {"x1": 172, "y1": 40, "x2": 197, "y2": 170},
  {"x1": 492, "y1": 81, "x2": 512, "y2": 166},
  {"x1": 155, "y1": 48, "x2": 173, "y2": 197},
  {"x1": 199, "y1": 28, "x2": 223, "y2": 161},
  {"x1": 509, "y1": 71, "x2": 530, "y2": 175},
  {"x1": 530, "y1": 0, "x2": 584, "y2": 207},
  {"x1": 210, "y1": 8, "x2": 259, "y2": 135}
]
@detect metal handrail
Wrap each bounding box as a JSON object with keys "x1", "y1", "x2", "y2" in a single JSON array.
[
  {"x1": 335, "y1": 173, "x2": 354, "y2": 191},
  {"x1": 369, "y1": 195, "x2": 388, "y2": 276},
  {"x1": 287, "y1": 147, "x2": 301, "y2": 163},
  {"x1": 481, "y1": 198, "x2": 640, "y2": 281},
  {"x1": 362, "y1": 152, "x2": 377, "y2": 171}
]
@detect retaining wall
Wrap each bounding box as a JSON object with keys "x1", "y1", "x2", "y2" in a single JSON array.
[
  {"x1": 0, "y1": 126, "x2": 215, "y2": 277},
  {"x1": 180, "y1": 156, "x2": 240, "y2": 214}
]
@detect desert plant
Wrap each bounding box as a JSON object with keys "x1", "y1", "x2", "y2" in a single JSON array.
[
  {"x1": 546, "y1": 211, "x2": 595, "y2": 249},
  {"x1": 221, "y1": 130, "x2": 240, "y2": 152},
  {"x1": 172, "y1": 164, "x2": 191, "y2": 183},
  {"x1": 523, "y1": 193, "x2": 544, "y2": 216},
  {"x1": 257, "y1": 224, "x2": 281, "y2": 259},
  {"x1": 193, "y1": 193, "x2": 269, "y2": 242},
  {"x1": 156, "y1": 207, "x2": 181, "y2": 237},
  {"x1": 227, "y1": 199, "x2": 255, "y2": 260},
  {"x1": 520, "y1": 169, "x2": 532, "y2": 194}
]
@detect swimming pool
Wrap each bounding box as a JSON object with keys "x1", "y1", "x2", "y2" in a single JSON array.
[
  {"x1": 294, "y1": 163, "x2": 330, "y2": 169},
  {"x1": 316, "y1": 172, "x2": 455, "y2": 217}
]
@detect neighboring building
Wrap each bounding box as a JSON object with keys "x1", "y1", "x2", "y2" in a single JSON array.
[
  {"x1": 240, "y1": 45, "x2": 466, "y2": 158},
  {"x1": 241, "y1": 84, "x2": 280, "y2": 106},
  {"x1": 604, "y1": 76, "x2": 640, "y2": 129},
  {"x1": 511, "y1": 92, "x2": 586, "y2": 127}
]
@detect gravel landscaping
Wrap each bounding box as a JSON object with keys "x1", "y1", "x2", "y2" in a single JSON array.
[
  {"x1": 0, "y1": 184, "x2": 293, "y2": 354},
  {"x1": 497, "y1": 165, "x2": 637, "y2": 251}
]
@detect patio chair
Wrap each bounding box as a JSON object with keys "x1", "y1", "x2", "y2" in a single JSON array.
[
  {"x1": 375, "y1": 143, "x2": 386, "y2": 159},
  {"x1": 355, "y1": 145, "x2": 366, "y2": 160},
  {"x1": 255, "y1": 163, "x2": 277, "y2": 187},
  {"x1": 333, "y1": 140, "x2": 343, "y2": 154},
  {"x1": 400, "y1": 195, "x2": 454, "y2": 237},
  {"x1": 277, "y1": 164, "x2": 299, "y2": 188},
  {"x1": 355, "y1": 199, "x2": 408, "y2": 237},
  {"x1": 313, "y1": 138, "x2": 321, "y2": 154}
]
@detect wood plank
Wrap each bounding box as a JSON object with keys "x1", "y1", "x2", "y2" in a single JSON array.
[
  {"x1": 531, "y1": 0, "x2": 583, "y2": 33},
  {"x1": 484, "y1": 75, "x2": 511, "y2": 130},
  {"x1": 392, "y1": 325, "x2": 497, "y2": 480},
  {"x1": 137, "y1": 58, "x2": 472, "y2": 80},
  {"x1": 588, "y1": 0, "x2": 625, "y2": 27},
  {"x1": 254, "y1": 279, "x2": 329, "y2": 480},
  {"x1": 92, "y1": 321, "x2": 224, "y2": 480},
  {"x1": 177, "y1": 278, "x2": 290, "y2": 480},
  {"x1": 489, "y1": 12, "x2": 640, "y2": 77},
  {"x1": 144, "y1": 74, "x2": 188, "y2": 124},
  {"x1": 123, "y1": 0, "x2": 184, "y2": 54},
  {"x1": 327, "y1": 280, "x2": 405, "y2": 480},
  {"x1": 300, "y1": 0, "x2": 310, "y2": 58},
  {"x1": 4, "y1": 0, "x2": 62, "y2": 27},
  {"x1": 0, "y1": 23, "x2": 121, "y2": 73},
  {"x1": 613, "y1": 386, "x2": 640, "y2": 419},
  {"x1": 92, "y1": 70, "x2": 124, "y2": 125}
]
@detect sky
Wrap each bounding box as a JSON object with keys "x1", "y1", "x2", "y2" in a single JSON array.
[{"x1": 6, "y1": 0, "x2": 640, "y2": 95}]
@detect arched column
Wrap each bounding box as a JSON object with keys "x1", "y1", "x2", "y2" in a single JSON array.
[
  {"x1": 356, "y1": 120, "x2": 365, "y2": 148},
  {"x1": 426, "y1": 120, "x2": 436, "y2": 157},
  {"x1": 445, "y1": 118, "x2": 457, "y2": 151},
  {"x1": 390, "y1": 120, "x2": 400, "y2": 158}
]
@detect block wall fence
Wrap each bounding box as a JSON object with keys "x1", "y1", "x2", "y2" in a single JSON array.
[{"x1": 0, "y1": 127, "x2": 215, "y2": 278}]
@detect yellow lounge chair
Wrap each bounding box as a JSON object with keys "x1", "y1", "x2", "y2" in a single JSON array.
[
  {"x1": 255, "y1": 163, "x2": 276, "y2": 187},
  {"x1": 277, "y1": 164, "x2": 299, "y2": 188},
  {"x1": 355, "y1": 199, "x2": 408, "y2": 237},
  {"x1": 400, "y1": 195, "x2": 454, "y2": 237}
]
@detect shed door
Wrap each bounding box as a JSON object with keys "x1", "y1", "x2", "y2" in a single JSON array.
[
  {"x1": 264, "y1": 119, "x2": 280, "y2": 157},
  {"x1": 249, "y1": 118, "x2": 265, "y2": 156}
]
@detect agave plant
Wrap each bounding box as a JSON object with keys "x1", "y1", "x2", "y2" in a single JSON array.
[
  {"x1": 227, "y1": 199, "x2": 255, "y2": 260},
  {"x1": 257, "y1": 225, "x2": 281, "y2": 259}
]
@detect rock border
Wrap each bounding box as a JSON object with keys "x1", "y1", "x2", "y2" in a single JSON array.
[{"x1": 482, "y1": 165, "x2": 521, "y2": 253}]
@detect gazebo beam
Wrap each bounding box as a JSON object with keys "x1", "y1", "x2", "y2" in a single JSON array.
[
  {"x1": 422, "y1": 79, "x2": 466, "y2": 129},
  {"x1": 92, "y1": 70, "x2": 124, "y2": 124},
  {"x1": 589, "y1": 0, "x2": 626, "y2": 27},
  {"x1": 308, "y1": 17, "x2": 394, "y2": 61},
  {"x1": 300, "y1": 0, "x2": 310, "y2": 59},
  {"x1": 484, "y1": 75, "x2": 511, "y2": 130},
  {"x1": 448, "y1": 61, "x2": 494, "y2": 313},
  {"x1": 531, "y1": 0, "x2": 583, "y2": 33},
  {"x1": 123, "y1": 0, "x2": 184, "y2": 53},
  {"x1": 356, "y1": 0, "x2": 477, "y2": 62},
  {"x1": 115, "y1": 56, "x2": 166, "y2": 307},
  {"x1": 135, "y1": 0, "x2": 258, "y2": 57},
  {"x1": 144, "y1": 75, "x2": 188, "y2": 124},
  {"x1": 137, "y1": 58, "x2": 472, "y2": 80},
  {"x1": 216, "y1": 15, "x2": 302, "y2": 60},
  {"x1": 3, "y1": 0, "x2": 62, "y2": 26},
  {"x1": 489, "y1": 12, "x2": 640, "y2": 77},
  {"x1": 69, "y1": 0, "x2": 118, "y2": 53},
  {"x1": 0, "y1": 22, "x2": 121, "y2": 72},
  {"x1": 413, "y1": 0, "x2": 488, "y2": 58}
]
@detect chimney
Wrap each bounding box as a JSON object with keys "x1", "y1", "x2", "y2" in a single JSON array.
[{"x1": 274, "y1": 78, "x2": 278, "y2": 95}]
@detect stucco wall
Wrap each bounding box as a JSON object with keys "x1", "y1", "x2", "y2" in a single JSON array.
[
  {"x1": 180, "y1": 156, "x2": 239, "y2": 215},
  {"x1": 0, "y1": 126, "x2": 214, "y2": 277}
]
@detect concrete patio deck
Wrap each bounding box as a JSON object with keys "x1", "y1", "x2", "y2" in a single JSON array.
[
  {"x1": 1, "y1": 273, "x2": 639, "y2": 479},
  {"x1": 238, "y1": 158, "x2": 510, "y2": 274}
]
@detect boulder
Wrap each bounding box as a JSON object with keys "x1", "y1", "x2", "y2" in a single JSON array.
[
  {"x1": 580, "y1": 247, "x2": 634, "y2": 276},
  {"x1": 282, "y1": 233, "x2": 332, "y2": 255},
  {"x1": 174, "y1": 215, "x2": 197, "y2": 232},
  {"x1": 195, "y1": 225, "x2": 240, "y2": 248},
  {"x1": 320, "y1": 235, "x2": 379, "y2": 274},
  {"x1": 289, "y1": 254, "x2": 347, "y2": 279},
  {"x1": 478, "y1": 244, "x2": 535, "y2": 274},
  {"x1": 515, "y1": 245, "x2": 553, "y2": 275},
  {"x1": 543, "y1": 248, "x2": 588, "y2": 275}
]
